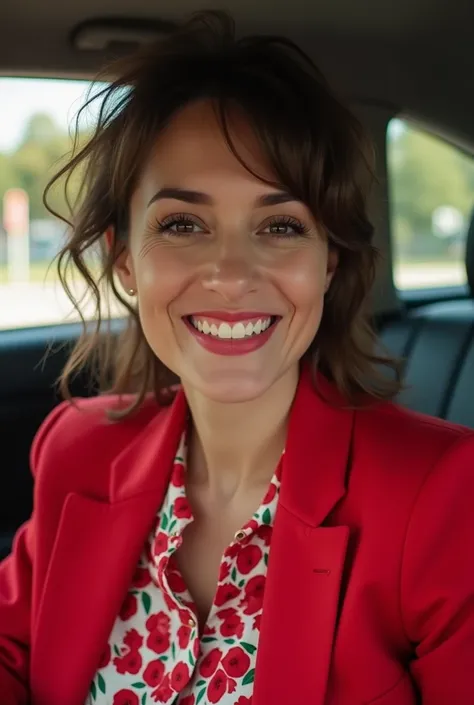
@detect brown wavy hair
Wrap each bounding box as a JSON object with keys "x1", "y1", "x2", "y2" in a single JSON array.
[{"x1": 44, "y1": 9, "x2": 401, "y2": 419}]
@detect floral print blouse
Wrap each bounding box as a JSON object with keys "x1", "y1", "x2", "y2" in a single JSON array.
[{"x1": 85, "y1": 430, "x2": 282, "y2": 705}]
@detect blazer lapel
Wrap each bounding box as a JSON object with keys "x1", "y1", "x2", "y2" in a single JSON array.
[
  {"x1": 254, "y1": 366, "x2": 354, "y2": 705},
  {"x1": 31, "y1": 390, "x2": 188, "y2": 705}
]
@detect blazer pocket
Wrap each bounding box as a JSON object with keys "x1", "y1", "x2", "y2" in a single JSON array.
[{"x1": 365, "y1": 673, "x2": 419, "y2": 705}]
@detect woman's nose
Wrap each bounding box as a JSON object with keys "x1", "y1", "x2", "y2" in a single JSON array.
[{"x1": 200, "y1": 247, "x2": 258, "y2": 303}]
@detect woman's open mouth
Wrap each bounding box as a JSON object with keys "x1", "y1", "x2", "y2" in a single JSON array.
[{"x1": 183, "y1": 313, "x2": 281, "y2": 356}]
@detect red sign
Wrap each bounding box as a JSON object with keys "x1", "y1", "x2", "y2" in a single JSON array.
[{"x1": 3, "y1": 188, "x2": 29, "y2": 235}]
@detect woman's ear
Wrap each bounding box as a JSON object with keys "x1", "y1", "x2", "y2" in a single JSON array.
[
  {"x1": 105, "y1": 226, "x2": 137, "y2": 294},
  {"x1": 325, "y1": 248, "x2": 339, "y2": 292}
]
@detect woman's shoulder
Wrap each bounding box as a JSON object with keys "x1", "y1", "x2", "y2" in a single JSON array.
[
  {"x1": 355, "y1": 397, "x2": 474, "y2": 470},
  {"x1": 30, "y1": 393, "x2": 166, "y2": 486}
]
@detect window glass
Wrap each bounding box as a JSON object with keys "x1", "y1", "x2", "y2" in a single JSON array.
[
  {"x1": 387, "y1": 118, "x2": 474, "y2": 291},
  {"x1": 0, "y1": 77, "x2": 122, "y2": 330}
]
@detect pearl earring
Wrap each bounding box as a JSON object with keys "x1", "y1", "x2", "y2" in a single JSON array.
[{"x1": 128, "y1": 288, "x2": 136, "y2": 296}]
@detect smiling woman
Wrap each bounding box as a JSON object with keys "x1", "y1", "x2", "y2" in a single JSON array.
[
  {"x1": 1, "y1": 9, "x2": 474, "y2": 705},
  {"x1": 43, "y1": 9, "x2": 398, "y2": 414}
]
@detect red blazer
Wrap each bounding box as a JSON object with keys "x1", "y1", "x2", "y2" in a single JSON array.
[{"x1": 1, "y1": 367, "x2": 474, "y2": 705}]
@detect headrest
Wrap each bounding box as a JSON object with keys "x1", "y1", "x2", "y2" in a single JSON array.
[{"x1": 465, "y1": 207, "x2": 474, "y2": 297}]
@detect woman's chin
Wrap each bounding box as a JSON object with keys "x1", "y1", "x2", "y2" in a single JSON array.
[{"x1": 184, "y1": 368, "x2": 274, "y2": 405}]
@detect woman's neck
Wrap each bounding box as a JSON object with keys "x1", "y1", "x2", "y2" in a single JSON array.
[{"x1": 182, "y1": 365, "x2": 299, "y2": 500}]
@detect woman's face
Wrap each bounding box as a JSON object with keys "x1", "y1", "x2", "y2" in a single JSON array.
[{"x1": 115, "y1": 100, "x2": 337, "y2": 403}]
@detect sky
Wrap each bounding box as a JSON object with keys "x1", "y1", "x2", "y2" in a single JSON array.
[{"x1": 0, "y1": 77, "x2": 100, "y2": 152}]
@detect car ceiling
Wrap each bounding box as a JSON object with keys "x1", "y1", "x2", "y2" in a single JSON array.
[{"x1": 1, "y1": 0, "x2": 474, "y2": 149}]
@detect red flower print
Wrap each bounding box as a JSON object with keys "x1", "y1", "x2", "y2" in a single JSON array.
[
  {"x1": 227, "y1": 678, "x2": 237, "y2": 693},
  {"x1": 253, "y1": 614, "x2": 261, "y2": 630},
  {"x1": 241, "y1": 575, "x2": 265, "y2": 615},
  {"x1": 152, "y1": 673, "x2": 173, "y2": 702},
  {"x1": 113, "y1": 690, "x2": 139, "y2": 705},
  {"x1": 177, "y1": 624, "x2": 192, "y2": 648},
  {"x1": 207, "y1": 669, "x2": 228, "y2": 703},
  {"x1": 219, "y1": 561, "x2": 231, "y2": 581},
  {"x1": 235, "y1": 698, "x2": 252, "y2": 705},
  {"x1": 246, "y1": 519, "x2": 259, "y2": 534},
  {"x1": 222, "y1": 647, "x2": 250, "y2": 678},
  {"x1": 171, "y1": 463, "x2": 185, "y2": 487},
  {"x1": 257, "y1": 525, "x2": 272, "y2": 546},
  {"x1": 153, "y1": 531, "x2": 169, "y2": 555},
  {"x1": 217, "y1": 609, "x2": 244, "y2": 639},
  {"x1": 143, "y1": 659, "x2": 165, "y2": 687},
  {"x1": 132, "y1": 566, "x2": 151, "y2": 588},
  {"x1": 203, "y1": 624, "x2": 216, "y2": 636},
  {"x1": 215, "y1": 583, "x2": 240, "y2": 606},
  {"x1": 146, "y1": 611, "x2": 171, "y2": 634},
  {"x1": 98, "y1": 643, "x2": 111, "y2": 669},
  {"x1": 193, "y1": 638, "x2": 201, "y2": 659},
  {"x1": 171, "y1": 661, "x2": 190, "y2": 692},
  {"x1": 180, "y1": 697, "x2": 195, "y2": 705},
  {"x1": 236, "y1": 545, "x2": 262, "y2": 575},
  {"x1": 226, "y1": 542, "x2": 241, "y2": 559},
  {"x1": 174, "y1": 496, "x2": 192, "y2": 519},
  {"x1": 164, "y1": 591, "x2": 176, "y2": 612},
  {"x1": 113, "y1": 650, "x2": 142, "y2": 675},
  {"x1": 199, "y1": 647, "x2": 223, "y2": 678},
  {"x1": 262, "y1": 482, "x2": 277, "y2": 504},
  {"x1": 147, "y1": 629, "x2": 170, "y2": 654},
  {"x1": 167, "y1": 570, "x2": 187, "y2": 593},
  {"x1": 123, "y1": 629, "x2": 143, "y2": 651},
  {"x1": 119, "y1": 594, "x2": 138, "y2": 621}
]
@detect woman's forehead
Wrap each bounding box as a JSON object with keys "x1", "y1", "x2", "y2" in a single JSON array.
[{"x1": 139, "y1": 99, "x2": 276, "y2": 191}]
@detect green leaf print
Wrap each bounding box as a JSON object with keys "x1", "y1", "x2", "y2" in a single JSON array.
[
  {"x1": 188, "y1": 650, "x2": 195, "y2": 666},
  {"x1": 172, "y1": 642, "x2": 176, "y2": 660},
  {"x1": 161, "y1": 512, "x2": 169, "y2": 530},
  {"x1": 242, "y1": 669, "x2": 256, "y2": 686},
  {"x1": 141, "y1": 694, "x2": 147, "y2": 705},
  {"x1": 238, "y1": 579, "x2": 245, "y2": 588},
  {"x1": 113, "y1": 645, "x2": 121, "y2": 657},
  {"x1": 231, "y1": 567, "x2": 237, "y2": 583},
  {"x1": 241, "y1": 642, "x2": 257, "y2": 655},
  {"x1": 97, "y1": 673, "x2": 106, "y2": 694},
  {"x1": 262, "y1": 508, "x2": 271, "y2": 525},
  {"x1": 90, "y1": 681, "x2": 97, "y2": 701},
  {"x1": 141, "y1": 592, "x2": 152, "y2": 615},
  {"x1": 224, "y1": 639, "x2": 235, "y2": 645},
  {"x1": 168, "y1": 519, "x2": 177, "y2": 534},
  {"x1": 175, "y1": 456, "x2": 184, "y2": 463},
  {"x1": 196, "y1": 688, "x2": 206, "y2": 704},
  {"x1": 131, "y1": 682, "x2": 146, "y2": 688},
  {"x1": 201, "y1": 636, "x2": 217, "y2": 643},
  {"x1": 264, "y1": 553, "x2": 269, "y2": 567},
  {"x1": 196, "y1": 680, "x2": 206, "y2": 687}
]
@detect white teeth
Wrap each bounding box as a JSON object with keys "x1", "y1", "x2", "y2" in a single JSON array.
[
  {"x1": 190, "y1": 316, "x2": 274, "y2": 340},
  {"x1": 231, "y1": 322, "x2": 246, "y2": 339},
  {"x1": 218, "y1": 322, "x2": 232, "y2": 339}
]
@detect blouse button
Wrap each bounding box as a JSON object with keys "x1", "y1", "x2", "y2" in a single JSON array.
[
  {"x1": 235, "y1": 530, "x2": 246, "y2": 541},
  {"x1": 188, "y1": 617, "x2": 196, "y2": 628}
]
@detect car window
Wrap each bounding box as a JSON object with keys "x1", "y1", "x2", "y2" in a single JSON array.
[
  {"x1": 387, "y1": 118, "x2": 474, "y2": 291},
  {"x1": 0, "y1": 77, "x2": 122, "y2": 331}
]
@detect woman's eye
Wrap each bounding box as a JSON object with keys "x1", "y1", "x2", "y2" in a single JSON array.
[
  {"x1": 154, "y1": 216, "x2": 205, "y2": 236},
  {"x1": 261, "y1": 218, "x2": 309, "y2": 237}
]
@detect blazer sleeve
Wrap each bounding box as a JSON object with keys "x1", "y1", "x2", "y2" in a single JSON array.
[
  {"x1": 0, "y1": 401, "x2": 70, "y2": 705},
  {"x1": 401, "y1": 432, "x2": 474, "y2": 704}
]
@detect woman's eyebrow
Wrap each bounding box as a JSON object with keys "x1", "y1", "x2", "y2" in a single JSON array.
[{"x1": 146, "y1": 187, "x2": 297, "y2": 209}]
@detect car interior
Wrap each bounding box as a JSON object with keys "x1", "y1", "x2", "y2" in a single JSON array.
[{"x1": 1, "y1": 0, "x2": 474, "y2": 561}]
